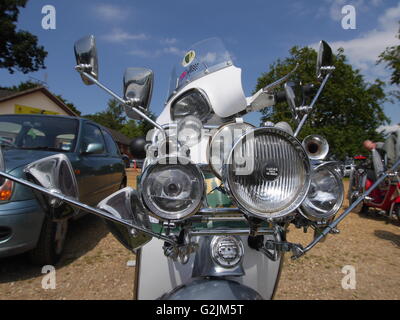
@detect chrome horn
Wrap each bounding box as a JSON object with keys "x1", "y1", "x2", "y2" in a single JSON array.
[{"x1": 302, "y1": 135, "x2": 329, "y2": 160}]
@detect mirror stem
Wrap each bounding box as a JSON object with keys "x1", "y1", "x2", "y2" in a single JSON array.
[
  {"x1": 294, "y1": 72, "x2": 332, "y2": 137},
  {"x1": 75, "y1": 67, "x2": 166, "y2": 140}
]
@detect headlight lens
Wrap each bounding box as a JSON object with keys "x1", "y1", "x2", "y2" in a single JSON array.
[
  {"x1": 208, "y1": 122, "x2": 254, "y2": 179},
  {"x1": 140, "y1": 157, "x2": 204, "y2": 221},
  {"x1": 224, "y1": 127, "x2": 311, "y2": 220},
  {"x1": 177, "y1": 115, "x2": 203, "y2": 147},
  {"x1": 170, "y1": 89, "x2": 211, "y2": 122},
  {"x1": 300, "y1": 163, "x2": 344, "y2": 222}
]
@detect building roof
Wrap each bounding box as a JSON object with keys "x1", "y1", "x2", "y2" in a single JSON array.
[
  {"x1": 0, "y1": 86, "x2": 78, "y2": 116},
  {"x1": 105, "y1": 127, "x2": 131, "y2": 145}
]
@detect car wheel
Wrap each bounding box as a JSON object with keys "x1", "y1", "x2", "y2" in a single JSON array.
[{"x1": 29, "y1": 215, "x2": 69, "y2": 265}]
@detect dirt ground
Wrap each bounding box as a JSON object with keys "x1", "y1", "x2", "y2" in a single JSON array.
[{"x1": 0, "y1": 170, "x2": 399, "y2": 300}]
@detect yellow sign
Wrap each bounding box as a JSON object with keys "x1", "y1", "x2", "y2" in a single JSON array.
[{"x1": 14, "y1": 104, "x2": 59, "y2": 115}]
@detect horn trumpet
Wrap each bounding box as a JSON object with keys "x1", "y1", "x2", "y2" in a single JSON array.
[{"x1": 302, "y1": 135, "x2": 329, "y2": 160}]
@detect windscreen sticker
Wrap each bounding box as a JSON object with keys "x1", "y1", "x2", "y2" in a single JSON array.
[{"x1": 182, "y1": 50, "x2": 196, "y2": 67}]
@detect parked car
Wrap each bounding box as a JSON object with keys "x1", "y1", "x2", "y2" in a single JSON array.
[{"x1": 0, "y1": 114, "x2": 127, "y2": 264}]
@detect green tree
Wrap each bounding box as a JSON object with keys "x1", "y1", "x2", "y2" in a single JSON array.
[
  {"x1": 377, "y1": 22, "x2": 400, "y2": 99},
  {"x1": 84, "y1": 99, "x2": 126, "y2": 131},
  {"x1": 120, "y1": 112, "x2": 156, "y2": 138},
  {"x1": 55, "y1": 94, "x2": 81, "y2": 116},
  {"x1": 255, "y1": 46, "x2": 388, "y2": 160},
  {"x1": 0, "y1": 0, "x2": 47, "y2": 73}
]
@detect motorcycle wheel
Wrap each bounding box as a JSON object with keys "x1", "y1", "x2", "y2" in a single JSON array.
[{"x1": 29, "y1": 215, "x2": 69, "y2": 265}]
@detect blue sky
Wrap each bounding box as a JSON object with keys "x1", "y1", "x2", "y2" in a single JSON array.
[{"x1": 1, "y1": 0, "x2": 399, "y2": 127}]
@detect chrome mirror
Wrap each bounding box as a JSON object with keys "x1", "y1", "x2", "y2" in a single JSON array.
[
  {"x1": 97, "y1": 187, "x2": 152, "y2": 251},
  {"x1": 284, "y1": 81, "x2": 304, "y2": 123},
  {"x1": 123, "y1": 68, "x2": 154, "y2": 120},
  {"x1": 74, "y1": 35, "x2": 99, "y2": 85},
  {"x1": 316, "y1": 40, "x2": 333, "y2": 80},
  {"x1": 24, "y1": 154, "x2": 79, "y2": 208}
]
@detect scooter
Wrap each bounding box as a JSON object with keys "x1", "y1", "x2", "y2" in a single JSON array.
[{"x1": 0, "y1": 36, "x2": 399, "y2": 300}]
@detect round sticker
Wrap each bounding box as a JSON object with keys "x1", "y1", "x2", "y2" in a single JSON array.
[{"x1": 182, "y1": 50, "x2": 196, "y2": 67}]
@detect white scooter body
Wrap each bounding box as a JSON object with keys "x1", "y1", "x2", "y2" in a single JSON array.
[{"x1": 136, "y1": 65, "x2": 284, "y2": 300}]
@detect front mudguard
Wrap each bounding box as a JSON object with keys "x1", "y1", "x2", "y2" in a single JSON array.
[{"x1": 159, "y1": 277, "x2": 263, "y2": 300}]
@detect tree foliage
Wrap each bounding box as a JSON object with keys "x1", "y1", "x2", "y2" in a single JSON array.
[
  {"x1": 84, "y1": 99, "x2": 154, "y2": 138},
  {"x1": 255, "y1": 46, "x2": 388, "y2": 160},
  {"x1": 377, "y1": 22, "x2": 400, "y2": 99},
  {"x1": 0, "y1": 0, "x2": 47, "y2": 74}
]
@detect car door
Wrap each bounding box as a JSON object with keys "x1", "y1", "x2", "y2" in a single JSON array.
[
  {"x1": 101, "y1": 128, "x2": 125, "y2": 193},
  {"x1": 77, "y1": 122, "x2": 114, "y2": 206}
]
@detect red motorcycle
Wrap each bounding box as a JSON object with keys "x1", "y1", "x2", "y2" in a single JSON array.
[{"x1": 348, "y1": 154, "x2": 400, "y2": 221}]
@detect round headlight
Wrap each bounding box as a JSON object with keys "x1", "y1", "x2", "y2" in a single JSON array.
[
  {"x1": 140, "y1": 157, "x2": 204, "y2": 221},
  {"x1": 300, "y1": 162, "x2": 344, "y2": 222},
  {"x1": 170, "y1": 89, "x2": 211, "y2": 122},
  {"x1": 177, "y1": 115, "x2": 203, "y2": 147},
  {"x1": 224, "y1": 127, "x2": 311, "y2": 220},
  {"x1": 208, "y1": 121, "x2": 254, "y2": 179}
]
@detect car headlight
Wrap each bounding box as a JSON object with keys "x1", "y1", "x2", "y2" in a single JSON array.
[
  {"x1": 224, "y1": 127, "x2": 311, "y2": 220},
  {"x1": 140, "y1": 157, "x2": 205, "y2": 221},
  {"x1": 170, "y1": 89, "x2": 211, "y2": 122},
  {"x1": 208, "y1": 121, "x2": 254, "y2": 179},
  {"x1": 300, "y1": 162, "x2": 344, "y2": 222}
]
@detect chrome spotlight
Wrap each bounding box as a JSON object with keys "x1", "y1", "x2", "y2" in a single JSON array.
[
  {"x1": 140, "y1": 156, "x2": 205, "y2": 221},
  {"x1": 302, "y1": 135, "x2": 329, "y2": 160},
  {"x1": 207, "y1": 121, "x2": 254, "y2": 179},
  {"x1": 300, "y1": 162, "x2": 344, "y2": 222},
  {"x1": 224, "y1": 127, "x2": 311, "y2": 220}
]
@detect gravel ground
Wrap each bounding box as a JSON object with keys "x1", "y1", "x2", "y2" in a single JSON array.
[{"x1": 0, "y1": 170, "x2": 399, "y2": 300}]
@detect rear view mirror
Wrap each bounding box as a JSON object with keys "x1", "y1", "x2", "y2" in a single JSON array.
[
  {"x1": 316, "y1": 40, "x2": 333, "y2": 81},
  {"x1": 24, "y1": 154, "x2": 79, "y2": 208},
  {"x1": 84, "y1": 143, "x2": 104, "y2": 155},
  {"x1": 97, "y1": 187, "x2": 152, "y2": 251},
  {"x1": 74, "y1": 35, "x2": 99, "y2": 85},
  {"x1": 123, "y1": 67, "x2": 154, "y2": 120},
  {"x1": 284, "y1": 82, "x2": 303, "y2": 123}
]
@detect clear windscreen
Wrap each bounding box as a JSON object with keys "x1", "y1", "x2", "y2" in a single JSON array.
[{"x1": 167, "y1": 38, "x2": 233, "y2": 101}]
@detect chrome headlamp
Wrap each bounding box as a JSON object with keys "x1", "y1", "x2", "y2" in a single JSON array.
[
  {"x1": 224, "y1": 127, "x2": 311, "y2": 220},
  {"x1": 300, "y1": 162, "x2": 344, "y2": 222},
  {"x1": 170, "y1": 89, "x2": 211, "y2": 122},
  {"x1": 208, "y1": 121, "x2": 254, "y2": 179},
  {"x1": 140, "y1": 157, "x2": 204, "y2": 221}
]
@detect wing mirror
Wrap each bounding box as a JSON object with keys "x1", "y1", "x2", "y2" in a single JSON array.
[
  {"x1": 284, "y1": 81, "x2": 304, "y2": 123},
  {"x1": 123, "y1": 68, "x2": 154, "y2": 120},
  {"x1": 316, "y1": 40, "x2": 333, "y2": 81},
  {"x1": 24, "y1": 154, "x2": 79, "y2": 210},
  {"x1": 74, "y1": 35, "x2": 99, "y2": 85},
  {"x1": 97, "y1": 187, "x2": 152, "y2": 251},
  {"x1": 83, "y1": 143, "x2": 104, "y2": 155}
]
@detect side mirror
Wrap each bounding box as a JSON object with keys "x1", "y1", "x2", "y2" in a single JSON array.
[
  {"x1": 97, "y1": 187, "x2": 152, "y2": 251},
  {"x1": 74, "y1": 35, "x2": 99, "y2": 85},
  {"x1": 316, "y1": 40, "x2": 333, "y2": 80},
  {"x1": 284, "y1": 82, "x2": 303, "y2": 123},
  {"x1": 84, "y1": 143, "x2": 104, "y2": 154},
  {"x1": 24, "y1": 154, "x2": 79, "y2": 210},
  {"x1": 123, "y1": 67, "x2": 154, "y2": 120}
]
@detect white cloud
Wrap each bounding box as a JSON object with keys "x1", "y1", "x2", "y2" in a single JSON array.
[
  {"x1": 318, "y1": 0, "x2": 384, "y2": 21},
  {"x1": 161, "y1": 38, "x2": 178, "y2": 45},
  {"x1": 312, "y1": 3, "x2": 400, "y2": 81},
  {"x1": 129, "y1": 46, "x2": 184, "y2": 58},
  {"x1": 101, "y1": 29, "x2": 149, "y2": 43},
  {"x1": 94, "y1": 4, "x2": 131, "y2": 21}
]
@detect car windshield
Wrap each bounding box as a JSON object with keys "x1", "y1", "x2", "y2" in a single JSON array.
[
  {"x1": 167, "y1": 37, "x2": 233, "y2": 101},
  {"x1": 0, "y1": 115, "x2": 79, "y2": 152}
]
